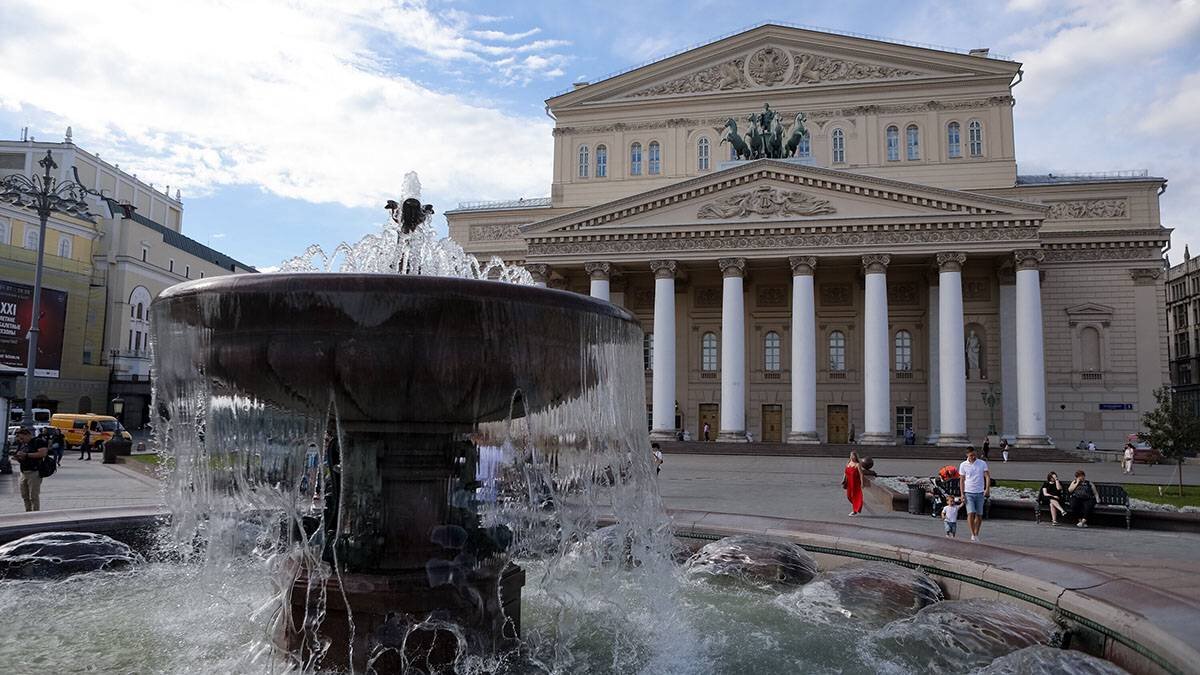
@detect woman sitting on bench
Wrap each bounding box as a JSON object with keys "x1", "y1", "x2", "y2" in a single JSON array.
[
  {"x1": 1039, "y1": 471, "x2": 1067, "y2": 525},
  {"x1": 1068, "y1": 470, "x2": 1098, "y2": 528}
]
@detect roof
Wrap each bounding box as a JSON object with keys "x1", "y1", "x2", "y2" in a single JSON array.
[
  {"x1": 1016, "y1": 170, "x2": 1165, "y2": 186},
  {"x1": 102, "y1": 198, "x2": 256, "y2": 272},
  {"x1": 445, "y1": 197, "x2": 553, "y2": 215}
]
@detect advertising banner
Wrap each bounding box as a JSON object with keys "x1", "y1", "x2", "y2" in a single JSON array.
[{"x1": 0, "y1": 280, "x2": 68, "y2": 378}]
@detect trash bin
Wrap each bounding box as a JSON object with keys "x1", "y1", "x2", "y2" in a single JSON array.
[
  {"x1": 102, "y1": 441, "x2": 117, "y2": 464},
  {"x1": 907, "y1": 484, "x2": 925, "y2": 515}
]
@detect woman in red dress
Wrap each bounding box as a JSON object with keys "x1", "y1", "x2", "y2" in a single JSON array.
[{"x1": 844, "y1": 451, "x2": 864, "y2": 516}]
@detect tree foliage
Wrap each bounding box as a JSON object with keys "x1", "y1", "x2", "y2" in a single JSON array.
[{"x1": 1138, "y1": 387, "x2": 1197, "y2": 496}]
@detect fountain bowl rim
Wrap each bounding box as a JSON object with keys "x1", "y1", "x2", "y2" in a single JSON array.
[{"x1": 156, "y1": 272, "x2": 640, "y2": 325}]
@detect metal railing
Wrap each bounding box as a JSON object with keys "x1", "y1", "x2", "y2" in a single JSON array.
[
  {"x1": 453, "y1": 197, "x2": 552, "y2": 211},
  {"x1": 1016, "y1": 169, "x2": 1151, "y2": 184}
]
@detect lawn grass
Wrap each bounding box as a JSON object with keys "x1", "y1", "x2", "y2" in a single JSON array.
[
  {"x1": 127, "y1": 453, "x2": 160, "y2": 465},
  {"x1": 996, "y1": 480, "x2": 1200, "y2": 508}
]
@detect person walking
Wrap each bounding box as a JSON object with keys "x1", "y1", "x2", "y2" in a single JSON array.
[
  {"x1": 981, "y1": 436, "x2": 991, "y2": 460},
  {"x1": 79, "y1": 425, "x2": 92, "y2": 461},
  {"x1": 702, "y1": 422, "x2": 711, "y2": 442},
  {"x1": 958, "y1": 446, "x2": 991, "y2": 542},
  {"x1": 843, "y1": 451, "x2": 864, "y2": 516},
  {"x1": 49, "y1": 430, "x2": 65, "y2": 466},
  {"x1": 1122, "y1": 444, "x2": 1135, "y2": 475},
  {"x1": 12, "y1": 427, "x2": 49, "y2": 512},
  {"x1": 1068, "y1": 470, "x2": 1097, "y2": 528},
  {"x1": 1000, "y1": 438, "x2": 1010, "y2": 463},
  {"x1": 942, "y1": 496, "x2": 960, "y2": 537},
  {"x1": 651, "y1": 443, "x2": 663, "y2": 475}
]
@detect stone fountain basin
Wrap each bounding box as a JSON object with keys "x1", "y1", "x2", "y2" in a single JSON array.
[{"x1": 153, "y1": 273, "x2": 639, "y2": 426}]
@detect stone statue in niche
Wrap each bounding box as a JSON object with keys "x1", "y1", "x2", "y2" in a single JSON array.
[{"x1": 965, "y1": 329, "x2": 982, "y2": 379}]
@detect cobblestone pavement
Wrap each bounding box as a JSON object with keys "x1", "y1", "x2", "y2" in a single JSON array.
[{"x1": 0, "y1": 457, "x2": 160, "y2": 514}]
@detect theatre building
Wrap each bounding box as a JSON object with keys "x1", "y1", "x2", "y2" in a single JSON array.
[{"x1": 448, "y1": 24, "x2": 1170, "y2": 449}]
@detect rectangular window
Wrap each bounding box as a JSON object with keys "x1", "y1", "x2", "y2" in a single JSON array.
[
  {"x1": 169, "y1": 259, "x2": 175, "y2": 273},
  {"x1": 895, "y1": 406, "x2": 914, "y2": 437},
  {"x1": 185, "y1": 265, "x2": 190, "y2": 278},
  {"x1": 141, "y1": 248, "x2": 148, "y2": 262},
  {"x1": 128, "y1": 330, "x2": 133, "y2": 350},
  {"x1": 643, "y1": 333, "x2": 653, "y2": 371}
]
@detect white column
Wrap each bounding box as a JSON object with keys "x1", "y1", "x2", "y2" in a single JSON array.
[
  {"x1": 649, "y1": 260, "x2": 678, "y2": 441},
  {"x1": 999, "y1": 273, "x2": 1018, "y2": 440},
  {"x1": 860, "y1": 254, "x2": 894, "y2": 445},
  {"x1": 718, "y1": 257, "x2": 747, "y2": 442},
  {"x1": 526, "y1": 263, "x2": 549, "y2": 288},
  {"x1": 936, "y1": 252, "x2": 969, "y2": 446},
  {"x1": 585, "y1": 262, "x2": 611, "y2": 301},
  {"x1": 788, "y1": 256, "x2": 819, "y2": 443},
  {"x1": 926, "y1": 278, "x2": 941, "y2": 444},
  {"x1": 1015, "y1": 249, "x2": 1051, "y2": 448}
]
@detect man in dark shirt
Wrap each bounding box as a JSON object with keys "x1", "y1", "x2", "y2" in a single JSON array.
[{"x1": 12, "y1": 427, "x2": 49, "y2": 511}]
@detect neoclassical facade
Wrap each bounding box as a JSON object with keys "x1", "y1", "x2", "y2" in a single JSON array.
[{"x1": 448, "y1": 24, "x2": 1170, "y2": 449}]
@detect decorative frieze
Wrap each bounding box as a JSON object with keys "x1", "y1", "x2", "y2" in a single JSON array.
[
  {"x1": 757, "y1": 285, "x2": 788, "y2": 307},
  {"x1": 527, "y1": 224, "x2": 1041, "y2": 257},
  {"x1": 695, "y1": 287, "x2": 721, "y2": 308},
  {"x1": 748, "y1": 47, "x2": 790, "y2": 86},
  {"x1": 789, "y1": 50, "x2": 921, "y2": 85},
  {"x1": 469, "y1": 223, "x2": 521, "y2": 241},
  {"x1": 696, "y1": 186, "x2": 836, "y2": 219},
  {"x1": 963, "y1": 277, "x2": 992, "y2": 302},
  {"x1": 627, "y1": 58, "x2": 749, "y2": 98},
  {"x1": 1046, "y1": 199, "x2": 1128, "y2": 220},
  {"x1": 630, "y1": 288, "x2": 655, "y2": 309},
  {"x1": 887, "y1": 281, "x2": 919, "y2": 306},
  {"x1": 1040, "y1": 244, "x2": 1165, "y2": 263},
  {"x1": 819, "y1": 283, "x2": 853, "y2": 307},
  {"x1": 1129, "y1": 268, "x2": 1163, "y2": 285}
]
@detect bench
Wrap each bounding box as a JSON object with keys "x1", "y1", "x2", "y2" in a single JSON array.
[{"x1": 1034, "y1": 483, "x2": 1131, "y2": 529}]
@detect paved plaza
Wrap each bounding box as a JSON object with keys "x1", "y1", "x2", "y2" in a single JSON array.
[{"x1": 0, "y1": 457, "x2": 160, "y2": 515}]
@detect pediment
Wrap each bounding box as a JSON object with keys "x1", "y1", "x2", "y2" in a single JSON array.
[
  {"x1": 554, "y1": 24, "x2": 1019, "y2": 106},
  {"x1": 523, "y1": 161, "x2": 1046, "y2": 236},
  {"x1": 1065, "y1": 302, "x2": 1115, "y2": 322}
]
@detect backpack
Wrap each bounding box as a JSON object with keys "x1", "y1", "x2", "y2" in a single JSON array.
[{"x1": 38, "y1": 453, "x2": 57, "y2": 478}]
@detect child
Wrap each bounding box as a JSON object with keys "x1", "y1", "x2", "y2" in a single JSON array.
[{"x1": 942, "y1": 496, "x2": 960, "y2": 538}]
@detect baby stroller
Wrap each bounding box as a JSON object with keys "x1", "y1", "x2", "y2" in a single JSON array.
[{"x1": 928, "y1": 465, "x2": 959, "y2": 518}]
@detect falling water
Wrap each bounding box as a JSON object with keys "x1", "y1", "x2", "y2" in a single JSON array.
[{"x1": 277, "y1": 172, "x2": 531, "y2": 284}]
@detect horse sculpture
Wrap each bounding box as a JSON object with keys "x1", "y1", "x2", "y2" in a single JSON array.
[
  {"x1": 783, "y1": 112, "x2": 810, "y2": 159},
  {"x1": 720, "y1": 118, "x2": 752, "y2": 160}
]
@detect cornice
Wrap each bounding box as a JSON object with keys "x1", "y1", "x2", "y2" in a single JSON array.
[{"x1": 521, "y1": 160, "x2": 1046, "y2": 236}]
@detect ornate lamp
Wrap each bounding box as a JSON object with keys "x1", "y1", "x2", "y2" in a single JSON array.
[{"x1": 980, "y1": 385, "x2": 1000, "y2": 436}]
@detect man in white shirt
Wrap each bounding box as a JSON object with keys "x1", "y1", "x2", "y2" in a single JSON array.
[{"x1": 958, "y1": 446, "x2": 991, "y2": 542}]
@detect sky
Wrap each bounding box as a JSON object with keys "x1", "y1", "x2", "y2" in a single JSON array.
[{"x1": 0, "y1": 0, "x2": 1197, "y2": 270}]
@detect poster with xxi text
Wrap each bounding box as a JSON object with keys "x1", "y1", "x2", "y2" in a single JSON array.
[{"x1": 0, "y1": 280, "x2": 68, "y2": 378}]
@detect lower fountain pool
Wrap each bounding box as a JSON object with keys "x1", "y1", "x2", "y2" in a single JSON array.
[{"x1": 0, "y1": 538, "x2": 1127, "y2": 675}]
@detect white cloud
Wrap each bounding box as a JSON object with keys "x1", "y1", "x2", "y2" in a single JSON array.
[
  {"x1": 1138, "y1": 70, "x2": 1200, "y2": 136},
  {"x1": 0, "y1": 0, "x2": 558, "y2": 209},
  {"x1": 1003, "y1": 0, "x2": 1200, "y2": 105}
]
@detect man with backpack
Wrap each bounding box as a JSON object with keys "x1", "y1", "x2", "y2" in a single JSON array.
[{"x1": 11, "y1": 426, "x2": 49, "y2": 511}]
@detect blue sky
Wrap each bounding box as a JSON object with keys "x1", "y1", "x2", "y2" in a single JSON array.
[{"x1": 1, "y1": 0, "x2": 1198, "y2": 270}]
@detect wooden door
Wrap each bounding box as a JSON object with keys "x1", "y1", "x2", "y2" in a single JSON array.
[
  {"x1": 762, "y1": 405, "x2": 782, "y2": 443},
  {"x1": 698, "y1": 404, "x2": 719, "y2": 441},
  {"x1": 827, "y1": 405, "x2": 849, "y2": 444}
]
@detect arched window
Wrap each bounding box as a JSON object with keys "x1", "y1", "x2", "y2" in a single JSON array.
[
  {"x1": 648, "y1": 141, "x2": 661, "y2": 175},
  {"x1": 578, "y1": 145, "x2": 589, "y2": 178},
  {"x1": 57, "y1": 236, "x2": 72, "y2": 259},
  {"x1": 764, "y1": 331, "x2": 782, "y2": 371},
  {"x1": 906, "y1": 124, "x2": 920, "y2": 160},
  {"x1": 595, "y1": 145, "x2": 607, "y2": 178},
  {"x1": 1081, "y1": 327, "x2": 1101, "y2": 371},
  {"x1": 697, "y1": 138, "x2": 710, "y2": 171},
  {"x1": 701, "y1": 332, "x2": 718, "y2": 371},
  {"x1": 630, "y1": 142, "x2": 642, "y2": 176},
  {"x1": 831, "y1": 129, "x2": 845, "y2": 163},
  {"x1": 947, "y1": 122, "x2": 961, "y2": 158},
  {"x1": 643, "y1": 332, "x2": 653, "y2": 371},
  {"x1": 136, "y1": 303, "x2": 144, "y2": 320},
  {"x1": 894, "y1": 330, "x2": 913, "y2": 371},
  {"x1": 797, "y1": 134, "x2": 811, "y2": 159},
  {"x1": 23, "y1": 228, "x2": 39, "y2": 251},
  {"x1": 885, "y1": 125, "x2": 900, "y2": 161},
  {"x1": 829, "y1": 331, "x2": 846, "y2": 371},
  {"x1": 968, "y1": 120, "x2": 983, "y2": 156}
]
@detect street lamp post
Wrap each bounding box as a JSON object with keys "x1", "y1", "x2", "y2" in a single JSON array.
[
  {"x1": 980, "y1": 385, "x2": 1000, "y2": 437},
  {"x1": 0, "y1": 150, "x2": 98, "y2": 425}
]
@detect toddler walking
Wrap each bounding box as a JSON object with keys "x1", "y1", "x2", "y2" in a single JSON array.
[{"x1": 942, "y1": 496, "x2": 961, "y2": 538}]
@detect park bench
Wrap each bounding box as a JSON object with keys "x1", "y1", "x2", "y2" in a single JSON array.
[{"x1": 1034, "y1": 483, "x2": 1131, "y2": 529}]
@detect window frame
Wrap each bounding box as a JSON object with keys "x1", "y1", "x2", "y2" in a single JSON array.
[
  {"x1": 905, "y1": 124, "x2": 920, "y2": 161},
  {"x1": 630, "y1": 142, "x2": 643, "y2": 176},
  {"x1": 701, "y1": 332, "x2": 719, "y2": 371},
  {"x1": 895, "y1": 406, "x2": 915, "y2": 437},
  {"x1": 885, "y1": 125, "x2": 900, "y2": 161},
  {"x1": 831, "y1": 128, "x2": 845, "y2": 164},
  {"x1": 697, "y1": 137, "x2": 710, "y2": 171},
  {"x1": 57, "y1": 236, "x2": 72, "y2": 259},
  {"x1": 643, "y1": 332, "x2": 653, "y2": 371},
  {"x1": 968, "y1": 120, "x2": 983, "y2": 157},
  {"x1": 894, "y1": 329, "x2": 913, "y2": 372},
  {"x1": 764, "y1": 331, "x2": 782, "y2": 372},
  {"x1": 577, "y1": 144, "x2": 589, "y2": 178},
  {"x1": 947, "y1": 121, "x2": 962, "y2": 158},
  {"x1": 828, "y1": 330, "x2": 846, "y2": 371},
  {"x1": 648, "y1": 140, "x2": 661, "y2": 175},
  {"x1": 23, "y1": 227, "x2": 39, "y2": 251},
  {"x1": 595, "y1": 144, "x2": 607, "y2": 178}
]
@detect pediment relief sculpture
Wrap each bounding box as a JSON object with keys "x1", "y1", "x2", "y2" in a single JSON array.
[
  {"x1": 1046, "y1": 199, "x2": 1127, "y2": 220},
  {"x1": 625, "y1": 46, "x2": 927, "y2": 98},
  {"x1": 696, "y1": 186, "x2": 836, "y2": 219}
]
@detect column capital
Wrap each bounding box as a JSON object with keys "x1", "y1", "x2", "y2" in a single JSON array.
[
  {"x1": 861, "y1": 254, "x2": 891, "y2": 274},
  {"x1": 650, "y1": 259, "x2": 677, "y2": 279},
  {"x1": 524, "y1": 263, "x2": 550, "y2": 284},
  {"x1": 1013, "y1": 249, "x2": 1044, "y2": 270},
  {"x1": 718, "y1": 257, "x2": 747, "y2": 278},
  {"x1": 935, "y1": 251, "x2": 967, "y2": 273},
  {"x1": 1129, "y1": 267, "x2": 1163, "y2": 285},
  {"x1": 789, "y1": 256, "x2": 817, "y2": 276},
  {"x1": 584, "y1": 261, "x2": 612, "y2": 281}
]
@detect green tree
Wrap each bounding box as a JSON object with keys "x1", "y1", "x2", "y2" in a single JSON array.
[{"x1": 1138, "y1": 387, "x2": 1198, "y2": 497}]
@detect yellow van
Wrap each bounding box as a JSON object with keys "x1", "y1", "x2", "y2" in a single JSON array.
[{"x1": 50, "y1": 414, "x2": 133, "y2": 451}]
